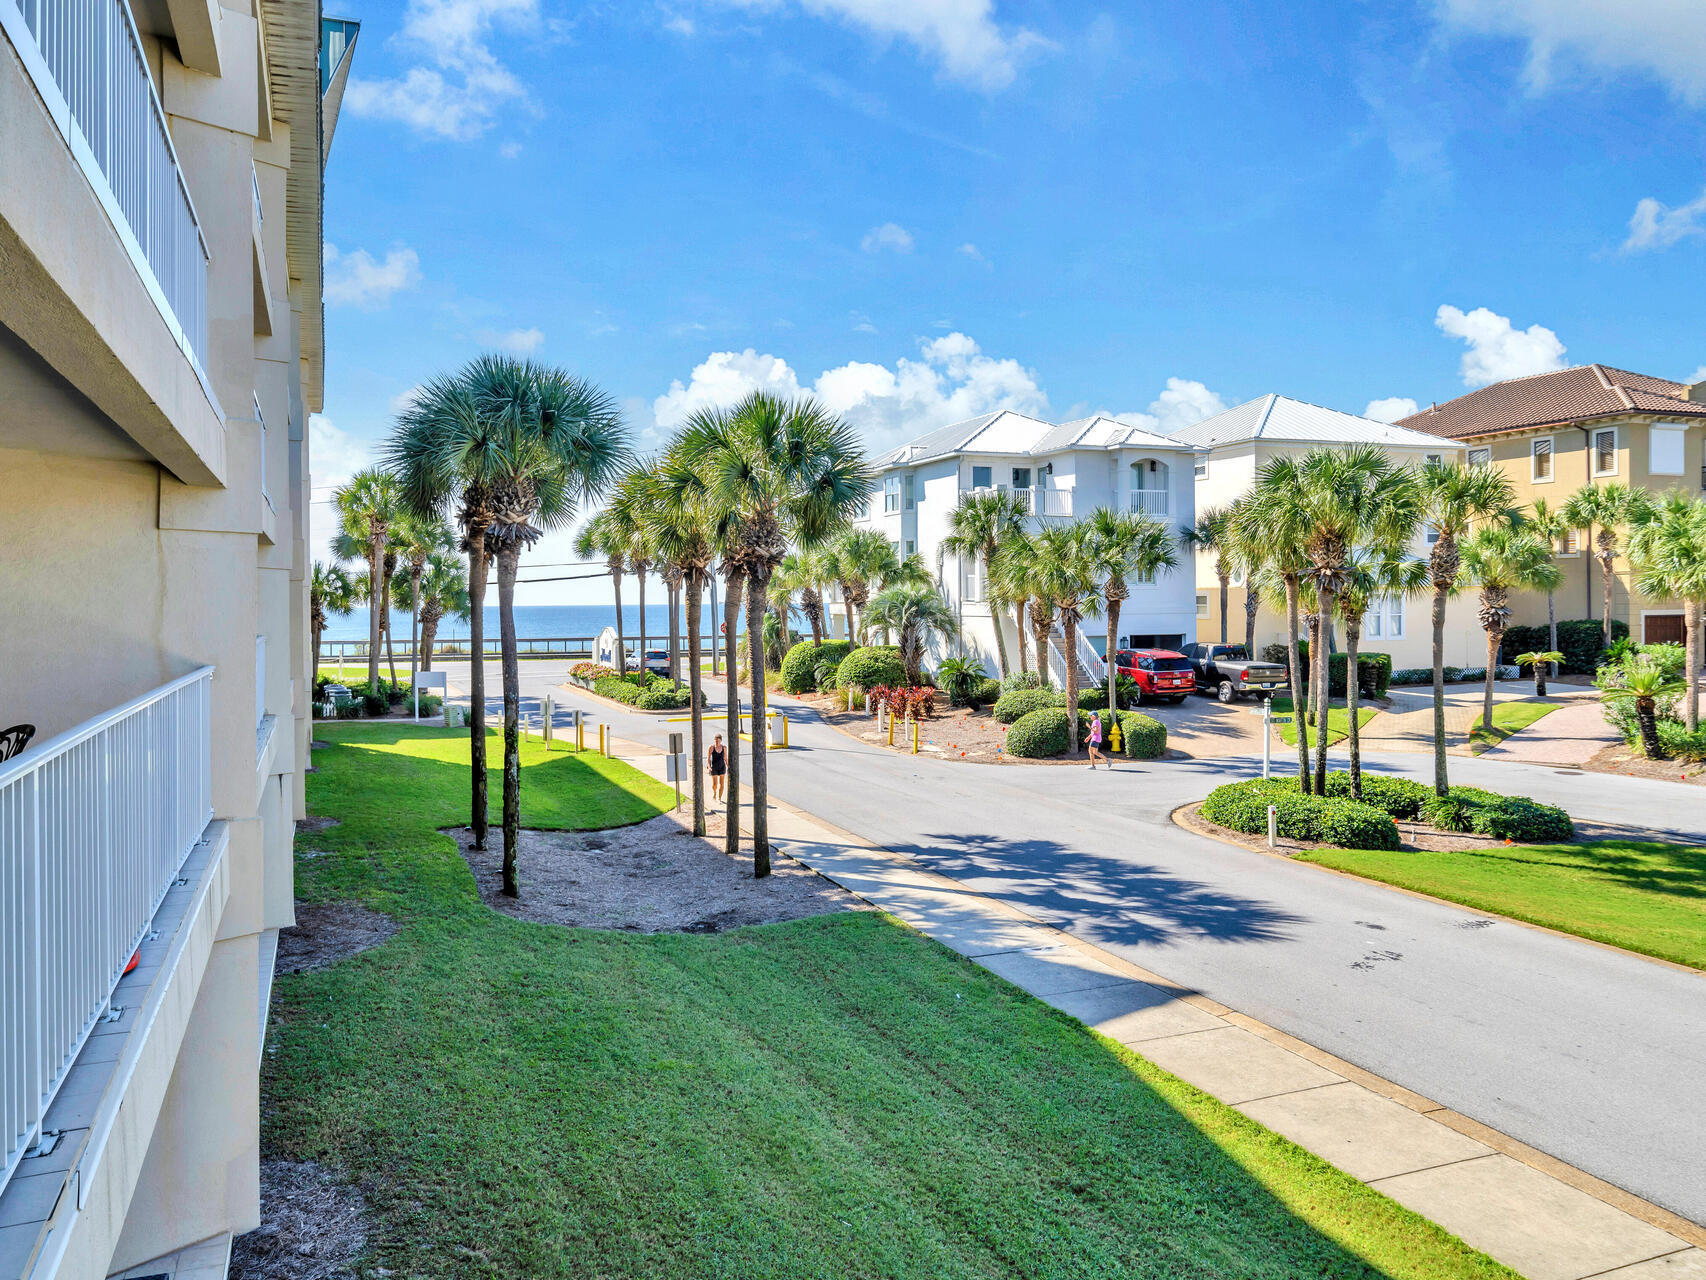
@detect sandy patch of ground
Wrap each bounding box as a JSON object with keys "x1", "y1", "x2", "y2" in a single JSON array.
[
  {"x1": 229, "y1": 1160, "x2": 367, "y2": 1280},
  {"x1": 452, "y1": 809, "x2": 865, "y2": 932},
  {"x1": 275, "y1": 902, "x2": 400, "y2": 974},
  {"x1": 1581, "y1": 743, "x2": 1706, "y2": 786}
]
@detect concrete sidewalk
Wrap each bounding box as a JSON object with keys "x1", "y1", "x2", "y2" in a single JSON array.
[
  {"x1": 1481, "y1": 698, "x2": 1622, "y2": 766},
  {"x1": 616, "y1": 742, "x2": 1705, "y2": 1280}
]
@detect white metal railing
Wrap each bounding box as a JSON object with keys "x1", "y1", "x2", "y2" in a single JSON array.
[
  {"x1": 1043, "y1": 629, "x2": 1106, "y2": 687},
  {"x1": 3, "y1": 0, "x2": 211, "y2": 374},
  {"x1": 0, "y1": 666, "x2": 213, "y2": 1196},
  {"x1": 1129, "y1": 489, "x2": 1169, "y2": 516},
  {"x1": 958, "y1": 485, "x2": 1073, "y2": 517}
]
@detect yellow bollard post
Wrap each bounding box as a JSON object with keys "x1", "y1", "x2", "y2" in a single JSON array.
[
  {"x1": 577, "y1": 718, "x2": 584, "y2": 752},
  {"x1": 912, "y1": 718, "x2": 919, "y2": 754},
  {"x1": 887, "y1": 713, "x2": 895, "y2": 746},
  {"x1": 781, "y1": 714, "x2": 789, "y2": 748},
  {"x1": 598, "y1": 723, "x2": 606, "y2": 756}
]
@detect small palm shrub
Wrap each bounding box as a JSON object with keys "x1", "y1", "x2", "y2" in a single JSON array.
[
  {"x1": 1005, "y1": 707, "x2": 1071, "y2": 757},
  {"x1": 994, "y1": 688, "x2": 1055, "y2": 724},
  {"x1": 1420, "y1": 786, "x2": 1573, "y2": 841},
  {"x1": 834, "y1": 646, "x2": 907, "y2": 691},
  {"x1": 937, "y1": 656, "x2": 990, "y2": 706},
  {"x1": 1657, "y1": 721, "x2": 1706, "y2": 761}
]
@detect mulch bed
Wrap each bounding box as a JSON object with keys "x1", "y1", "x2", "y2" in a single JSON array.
[
  {"x1": 451, "y1": 808, "x2": 866, "y2": 933},
  {"x1": 1580, "y1": 743, "x2": 1706, "y2": 786},
  {"x1": 229, "y1": 1160, "x2": 367, "y2": 1280},
  {"x1": 274, "y1": 902, "x2": 400, "y2": 975}
]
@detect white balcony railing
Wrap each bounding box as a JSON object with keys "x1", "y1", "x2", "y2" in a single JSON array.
[
  {"x1": 1129, "y1": 489, "x2": 1169, "y2": 516},
  {"x1": 3, "y1": 0, "x2": 211, "y2": 375},
  {"x1": 958, "y1": 485, "x2": 1073, "y2": 518},
  {"x1": 0, "y1": 667, "x2": 213, "y2": 1195}
]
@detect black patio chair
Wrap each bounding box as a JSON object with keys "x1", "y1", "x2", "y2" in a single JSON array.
[{"x1": 0, "y1": 724, "x2": 36, "y2": 762}]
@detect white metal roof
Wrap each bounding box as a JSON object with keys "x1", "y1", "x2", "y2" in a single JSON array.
[
  {"x1": 1169, "y1": 395, "x2": 1466, "y2": 450},
  {"x1": 875, "y1": 410, "x2": 1195, "y2": 469}
]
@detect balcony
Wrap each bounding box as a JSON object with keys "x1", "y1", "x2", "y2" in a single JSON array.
[
  {"x1": 2, "y1": 0, "x2": 213, "y2": 384},
  {"x1": 1129, "y1": 489, "x2": 1170, "y2": 517},
  {"x1": 0, "y1": 667, "x2": 212, "y2": 1201},
  {"x1": 958, "y1": 485, "x2": 1075, "y2": 519}
]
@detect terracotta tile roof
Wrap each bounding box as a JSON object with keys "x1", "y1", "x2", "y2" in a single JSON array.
[{"x1": 1397, "y1": 365, "x2": 1706, "y2": 439}]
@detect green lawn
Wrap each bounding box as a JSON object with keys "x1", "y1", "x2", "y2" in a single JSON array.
[
  {"x1": 1273, "y1": 696, "x2": 1379, "y2": 747},
  {"x1": 270, "y1": 723, "x2": 1515, "y2": 1279},
  {"x1": 1468, "y1": 699, "x2": 1562, "y2": 753},
  {"x1": 315, "y1": 663, "x2": 375, "y2": 684},
  {"x1": 1301, "y1": 840, "x2": 1706, "y2": 970}
]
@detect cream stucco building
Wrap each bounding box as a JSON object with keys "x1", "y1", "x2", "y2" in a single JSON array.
[{"x1": 0, "y1": 6, "x2": 354, "y2": 1276}]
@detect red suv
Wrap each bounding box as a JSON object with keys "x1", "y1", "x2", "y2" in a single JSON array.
[{"x1": 1113, "y1": 649, "x2": 1196, "y2": 704}]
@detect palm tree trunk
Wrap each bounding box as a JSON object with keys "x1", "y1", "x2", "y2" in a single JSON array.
[
  {"x1": 1106, "y1": 596, "x2": 1121, "y2": 716},
  {"x1": 366, "y1": 541, "x2": 382, "y2": 689},
  {"x1": 1016, "y1": 601, "x2": 1029, "y2": 674},
  {"x1": 1600, "y1": 548, "x2": 1615, "y2": 648},
  {"x1": 668, "y1": 583, "x2": 682, "y2": 685},
  {"x1": 382, "y1": 569, "x2": 398, "y2": 689},
  {"x1": 1636, "y1": 697, "x2": 1663, "y2": 759},
  {"x1": 468, "y1": 531, "x2": 490, "y2": 850},
  {"x1": 1244, "y1": 589, "x2": 1259, "y2": 657},
  {"x1": 311, "y1": 620, "x2": 323, "y2": 691},
  {"x1": 1063, "y1": 612, "x2": 1080, "y2": 756},
  {"x1": 723, "y1": 569, "x2": 744, "y2": 860},
  {"x1": 841, "y1": 587, "x2": 856, "y2": 647},
  {"x1": 1546, "y1": 587, "x2": 1558, "y2": 679},
  {"x1": 1285, "y1": 577, "x2": 1311, "y2": 792},
  {"x1": 637, "y1": 569, "x2": 647, "y2": 672},
  {"x1": 611, "y1": 567, "x2": 627, "y2": 676},
  {"x1": 1346, "y1": 620, "x2": 1363, "y2": 799},
  {"x1": 1219, "y1": 569, "x2": 1230, "y2": 644},
  {"x1": 1031, "y1": 609, "x2": 1053, "y2": 690},
  {"x1": 746, "y1": 572, "x2": 772, "y2": 877},
  {"x1": 987, "y1": 550, "x2": 1011, "y2": 677},
  {"x1": 498, "y1": 542, "x2": 522, "y2": 898},
  {"x1": 1431, "y1": 580, "x2": 1450, "y2": 797},
  {"x1": 420, "y1": 604, "x2": 441, "y2": 673},
  {"x1": 1314, "y1": 588, "x2": 1333, "y2": 794},
  {"x1": 409, "y1": 566, "x2": 423, "y2": 688},
  {"x1": 686, "y1": 571, "x2": 706, "y2": 837},
  {"x1": 1482, "y1": 619, "x2": 1499, "y2": 741},
  {"x1": 1686, "y1": 600, "x2": 1701, "y2": 734}
]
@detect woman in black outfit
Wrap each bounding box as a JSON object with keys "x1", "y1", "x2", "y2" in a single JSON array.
[{"x1": 708, "y1": 733, "x2": 727, "y2": 806}]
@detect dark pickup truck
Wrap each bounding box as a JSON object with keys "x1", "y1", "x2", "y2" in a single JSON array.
[{"x1": 1181, "y1": 643, "x2": 1289, "y2": 703}]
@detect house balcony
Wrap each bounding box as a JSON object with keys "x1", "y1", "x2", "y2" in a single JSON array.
[
  {"x1": 0, "y1": 0, "x2": 224, "y2": 483},
  {"x1": 958, "y1": 485, "x2": 1075, "y2": 519},
  {"x1": 1128, "y1": 489, "x2": 1169, "y2": 517},
  {"x1": 0, "y1": 667, "x2": 226, "y2": 1278}
]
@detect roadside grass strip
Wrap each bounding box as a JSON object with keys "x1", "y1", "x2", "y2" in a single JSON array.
[
  {"x1": 268, "y1": 723, "x2": 1517, "y2": 1279},
  {"x1": 1468, "y1": 699, "x2": 1562, "y2": 752},
  {"x1": 1273, "y1": 696, "x2": 1379, "y2": 748},
  {"x1": 1301, "y1": 838, "x2": 1706, "y2": 971}
]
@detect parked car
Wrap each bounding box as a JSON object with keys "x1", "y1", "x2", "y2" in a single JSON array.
[
  {"x1": 628, "y1": 648, "x2": 673, "y2": 678},
  {"x1": 1181, "y1": 643, "x2": 1288, "y2": 703},
  {"x1": 1112, "y1": 649, "x2": 1196, "y2": 704}
]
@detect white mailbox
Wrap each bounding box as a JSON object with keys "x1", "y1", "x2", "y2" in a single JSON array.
[{"x1": 412, "y1": 669, "x2": 447, "y2": 721}]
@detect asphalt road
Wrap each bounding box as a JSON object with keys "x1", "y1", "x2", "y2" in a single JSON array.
[{"x1": 436, "y1": 659, "x2": 1706, "y2": 1226}]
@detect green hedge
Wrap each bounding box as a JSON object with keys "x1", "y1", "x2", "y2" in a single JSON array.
[
  {"x1": 1006, "y1": 707, "x2": 1071, "y2": 757},
  {"x1": 1318, "y1": 771, "x2": 1430, "y2": 819},
  {"x1": 994, "y1": 688, "x2": 1056, "y2": 724},
  {"x1": 1201, "y1": 778, "x2": 1399, "y2": 850},
  {"x1": 1421, "y1": 786, "x2": 1574, "y2": 842},
  {"x1": 1114, "y1": 711, "x2": 1166, "y2": 759},
  {"x1": 834, "y1": 646, "x2": 907, "y2": 691},
  {"x1": 593, "y1": 675, "x2": 643, "y2": 705},
  {"x1": 1501, "y1": 619, "x2": 1628, "y2": 674},
  {"x1": 781, "y1": 640, "x2": 853, "y2": 693},
  {"x1": 969, "y1": 676, "x2": 1003, "y2": 706},
  {"x1": 636, "y1": 684, "x2": 699, "y2": 710}
]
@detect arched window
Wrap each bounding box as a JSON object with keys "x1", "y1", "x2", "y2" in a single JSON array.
[{"x1": 1129, "y1": 459, "x2": 1170, "y2": 516}]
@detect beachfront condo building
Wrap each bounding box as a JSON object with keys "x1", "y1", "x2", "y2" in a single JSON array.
[
  {"x1": 0, "y1": 6, "x2": 355, "y2": 1276},
  {"x1": 1171, "y1": 395, "x2": 1484, "y2": 671},
  {"x1": 839, "y1": 411, "x2": 1201, "y2": 683},
  {"x1": 1398, "y1": 366, "x2": 1706, "y2": 647}
]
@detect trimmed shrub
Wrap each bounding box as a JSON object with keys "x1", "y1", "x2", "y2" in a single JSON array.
[
  {"x1": 1006, "y1": 707, "x2": 1071, "y2": 757},
  {"x1": 1260, "y1": 642, "x2": 1289, "y2": 668},
  {"x1": 1262, "y1": 646, "x2": 1390, "y2": 698},
  {"x1": 1114, "y1": 711, "x2": 1166, "y2": 759},
  {"x1": 1390, "y1": 667, "x2": 1432, "y2": 686},
  {"x1": 994, "y1": 688, "x2": 1055, "y2": 724},
  {"x1": 1421, "y1": 786, "x2": 1573, "y2": 842},
  {"x1": 1001, "y1": 670, "x2": 1042, "y2": 692},
  {"x1": 1501, "y1": 618, "x2": 1628, "y2": 674},
  {"x1": 969, "y1": 676, "x2": 1003, "y2": 706},
  {"x1": 1200, "y1": 778, "x2": 1399, "y2": 851},
  {"x1": 636, "y1": 684, "x2": 698, "y2": 711},
  {"x1": 781, "y1": 640, "x2": 853, "y2": 694},
  {"x1": 834, "y1": 646, "x2": 907, "y2": 691},
  {"x1": 1320, "y1": 771, "x2": 1430, "y2": 819},
  {"x1": 593, "y1": 675, "x2": 644, "y2": 705}
]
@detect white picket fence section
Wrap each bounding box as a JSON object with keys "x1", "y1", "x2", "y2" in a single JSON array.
[{"x1": 0, "y1": 667, "x2": 213, "y2": 1196}]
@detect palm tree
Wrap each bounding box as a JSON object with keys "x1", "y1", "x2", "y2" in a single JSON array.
[
  {"x1": 1525, "y1": 496, "x2": 1569, "y2": 676},
  {"x1": 391, "y1": 511, "x2": 454, "y2": 687},
  {"x1": 1628, "y1": 491, "x2": 1706, "y2": 732},
  {"x1": 1419, "y1": 461, "x2": 1514, "y2": 796},
  {"x1": 779, "y1": 546, "x2": 829, "y2": 646},
  {"x1": 865, "y1": 584, "x2": 959, "y2": 685},
  {"x1": 1221, "y1": 495, "x2": 1264, "y2": 656},
  {"x1": 1513, "y1": 650, "x2": 1565, "y2": 698},
  {"x1": 939, "y1": 489, "x2": 1028, "y2": 675},
  {"x1": 826, "y1": 527, "x2": 894, "y2": 644},
  {"x1": 309, "y1": 560, "x2": 357, "y2": 683},
  {"x1": 1236, "y1": 463, "x2": 1316, "y2": 790},
  {"x1": 1336, "y1": 547, "x2": 1427, "y2": 797},
  {"x1": 680, "y1": 393, "x2": 869, "y2": 877},
  {"x1": 1083, "y1": 508, "x2": 1178, "y2": 716},
  {"x1": 1029, "y1": 523, "x2": 1099, "y2": 755},
  {"x1": 986, "y1": 527, "x2": 1032, "y2": 675},
  {"x1": 574, "y1": 510, "x2": 629, "y2": 676},
  {"x1": 1183, "y1": 505, "x2": 1233, "y2": 643},
  {"x1": 387, "y1": 356, "x2": 627, "y2": 892},
  {"x1": 1562, "y1": 482, "x2": 1650, "y2": 649},
  {"x1": 1460, "y1": 522, "x2": 1562, "y2": 740},
  {"x1": 334, "y1": 469, "x2": 402, "y2": 690},
  {"x1": 994, "y1": 528, "x2": 1059, "y2": 689},
  {"x1": 1603, "y1": 659, "x2": 1685, "y2": 759},
  {"x1": 409, "y1": 548, "x2": 470, "y2": 672}
]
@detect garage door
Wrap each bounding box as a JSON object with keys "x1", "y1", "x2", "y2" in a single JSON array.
[{"x1": 1643, "y1": 614, "x2": 1686, "y2": 644}]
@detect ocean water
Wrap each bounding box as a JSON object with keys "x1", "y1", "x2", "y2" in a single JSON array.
[{"x1": 321, "y1": 603, "x2": 736, "y2": 643}]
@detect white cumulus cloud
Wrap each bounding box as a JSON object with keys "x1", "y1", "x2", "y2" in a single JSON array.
[
  {"x1": 652, "y1": 332, "x2": 1047, "y2": 451},
  {"x1": 476, "y1": 326, "x2": 545, "y2": 354},
  {"x1": 324, "y1": 244, "x2": 421, "y2": 308},
  {"x1": 1113, "y1": 379, "x2": 1229, "y2": 435},
  {"x1": 1435, "y1": 0, "x2": 1706, "y2": 105},
  {"x1": 861, "y1": 222, "x2": 915, "y2": 254},
  {"x1": 1364, "y1": 396, "x2": 1420, "y2": 423},
  {"x1": 1623, "y1": 185, "x2": 1706, "y2": 253},
  {"x1": 1688, "y1": 365, "x2": 1706, "y2": 385},
  {"x1": 344, "y1": 0, "x2": 536, "y2": 140},
  {"x1": 1435, "y1": 305, "x2": 1567, "y2": 387},
  {"x1": 720, "y1": 0, "x2": 1050, "y2": 91},
  {"x1": 958, "y1": 242, "x2": 990, "y2": 265}
]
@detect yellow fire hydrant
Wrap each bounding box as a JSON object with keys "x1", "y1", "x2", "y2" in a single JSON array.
[{"x1": 1108, "y1": 716, "x2": 1122, "y2": 755}]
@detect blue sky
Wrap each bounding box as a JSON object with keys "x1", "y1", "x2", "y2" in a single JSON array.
[{"x1": 310, "y1": 0, "x2": 1706, "y2": 603}]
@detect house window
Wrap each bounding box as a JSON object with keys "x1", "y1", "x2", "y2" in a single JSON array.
[
  {"x1": 903, "y1": 474, "x2": 916, "y2": 510},
  {"x1": 1424, "y1": 521, "x2": 1440, "y2": 545},
  {"x1": 1425, "y1": 453, "x2": 1443, "y2": 466},
  {"x1": 1366, "y1": 595, "x2": 1405, "y2": 639},
  {"x1": 971, "y1": 465, "x2": 992, "y2": 489},
  {"x1": 1650, "y1": 424, "x2": 1686, "y2": 476},
  {"x1": 890, "y1": 541, "x2": 901, "y2": 559},
  {"x1": 1531, "y1": 437, "x2": 1553, "y2": 482},
  {"x1": 883, "y1": 475, "x2": 901, "y2": 512},
  {"x1": 1194, "y1": 461, "x2": 1207, "y2": 480},
  {"x1": 1196, "y1": 592, "x2": 1209, "y2": 617},
  {"x1": 963, "y1": 560, "x2": 985, "y2": 601},
  {"x1": 904, "y1": 540, "x2": 915, "y2": 557},
  {"x1": 1593, "y1": 428, "x2": 1618, "y2": 477},
  {"x1": 1468, "y1": 446, "x2": 1491, "y2": 468},
  {"x1": 1011, "y1": 467, "x2": 1031, "y2": 489}
]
